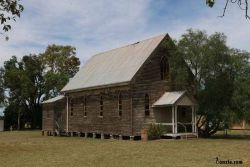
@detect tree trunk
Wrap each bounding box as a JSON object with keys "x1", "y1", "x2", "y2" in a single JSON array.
[{"x1": 17, "y1": 109, "x2": 20, "y2": 130}]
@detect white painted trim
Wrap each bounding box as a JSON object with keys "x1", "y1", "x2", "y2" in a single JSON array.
[
  {"x1": 155, "y1": 123, "x2": 173, "y2": 126},
  {"x1": 66, "y1": 96, "x2": 69, "y2": 132},
  {"x1": 192, "y1": 106, "x2": 194, "y2": 133},
  {"x1": 174, "y1": 105, "x2": 177, "y2": 133},
  {"x1": 172, "y1": 106, "x2": 174, "y2": 134},
  {"x1": 194, "y1": 106, "x2": 197, "y2": 133}
]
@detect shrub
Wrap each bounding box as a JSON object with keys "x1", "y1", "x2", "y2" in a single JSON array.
[{"x1": 148, "y1": 123, "x2": 164, "y2": 140}]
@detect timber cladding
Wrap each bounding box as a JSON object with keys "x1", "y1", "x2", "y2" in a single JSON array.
[
  {"x1": 64, "y1": 43, "x2": 170, "y2": 136},
  {"x1": 131, "y1": 42, "x2": 172, "y2": 136},
  {"x1": 63, "y1": 87, "x2": 131, "y2": 136},
  {"x1": 42, "y1": 99, "x2": 66, "y2": 132},
  {"x1": 66, "y1": 87, "x2": 132, "y2": 135},
  {"x1": 42, "y1": 103, "x2": 54, "y2": 131},
  {"x1": 42, "y1": 34, "x2": 179, "y2": 137}
]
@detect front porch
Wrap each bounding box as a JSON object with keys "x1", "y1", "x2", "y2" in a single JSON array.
[{"x1": 153, "y1": 91, "x2": 198, "y2": 139}]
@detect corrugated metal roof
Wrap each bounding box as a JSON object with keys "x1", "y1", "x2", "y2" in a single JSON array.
[
  {"x1": 61, "y1": 34, "x2": 167, "y2": 92},
  {"x1": 42, "y1": 95, "x2": 65, "y2": 104},
  {"x1": 153, "y1": 91, "x2": 186, "y2": 106}
]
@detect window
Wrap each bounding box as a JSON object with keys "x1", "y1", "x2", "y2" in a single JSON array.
[
  {"x1": 118, "y1": 93, "x2": 122, "y2": 117},
  {"x1": 160, "y1": 56, "x2": 169, "y2": 80},
  {"x1": 83, "y1": 97, "x2": 87, "y2": 117},
  {"x1": 145, "y1": 94, "x2": 150, "y2": 116},
  {"x1": 70, "y1": 99, "x2": 74, "y2": 116},
  {"x1": 100, "y1": 96, "x2": 103, "y2": 117}
]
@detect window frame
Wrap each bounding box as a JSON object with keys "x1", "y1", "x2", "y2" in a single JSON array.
[
  {"x1": 99, "y1": 95, "x2": 103, "y2": 117},
  {"x1": 83, "y1": 97, "x2": 87, "y2": 117},
  {"x1": 70, "y1": 99, "x2": 74, "y2": 116},
  {"x1": 160, "y1": 56, "x2": 169, "y2": 80},
  {"x1": 118, "y1": 93, "x2": 122, "y2": 117}
]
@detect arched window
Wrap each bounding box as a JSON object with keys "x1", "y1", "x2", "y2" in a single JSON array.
[
  {"x1": 100, "y1": 96, "x2": 103, "y2": 117},
  {"x1": 160, "y1": 56, "x2": 169, "y2": 80},
  {"x1": 118, "y1": 93, "x2": 122, "y2": 117},
  {"x1": 145, "y1": 94, "x2": 150, "y2": 116}
]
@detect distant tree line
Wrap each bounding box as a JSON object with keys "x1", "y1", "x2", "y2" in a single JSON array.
[{"x1": 0, "y1": 45, "x2": 80, "y2": 130}]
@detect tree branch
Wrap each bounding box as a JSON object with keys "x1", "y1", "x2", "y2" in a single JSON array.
[
  {"x1": 246, "y1": 0, "x2": 250, "y2": 18},
  {"x1": 219, "y1": 0, "x2": 229, "y2": 17},
  {"x1": 217, "y1": 0, "x2": 250, "y2": 19}
]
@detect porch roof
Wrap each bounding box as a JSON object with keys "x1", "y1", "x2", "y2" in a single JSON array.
[
  {"x1": 42, "y1": 95, "x2": 65, "y2": 104},
  {"x1": 152, "y1": 91, "x2": 186, "y2": 107}
]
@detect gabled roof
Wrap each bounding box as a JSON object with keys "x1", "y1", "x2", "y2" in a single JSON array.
[
  {"x1": 153, "y1": 91, "x2": 186, "y2": 106},
  {"x1": 61, "y1": 34, "x2": 168, "y2": 92},
  {"x1": 42, "y1": 95, "x2": 65, "y2": 104}
]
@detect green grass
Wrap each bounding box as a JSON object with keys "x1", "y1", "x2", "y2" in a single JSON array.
[
  {"x1": 0, "y1": 131, "x2": 249, "y2": 167},
  {"x1": 214, "y1": 130, "x2": 250, "y2": 140}
]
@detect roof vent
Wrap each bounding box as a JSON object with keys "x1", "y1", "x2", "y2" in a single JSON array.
[{"x1": 132, "y1": 41, "x2": 140, "y2": 45}]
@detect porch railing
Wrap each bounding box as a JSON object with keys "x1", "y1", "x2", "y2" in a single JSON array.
[
  {"x1": 154, "y1": 123, "x2": 173, "y2": 134},
  {"x1": 155, "y1": 122, "x2": 195, "y2": 134},
  {"x1": 177, "y1": 122, "x2": 187, "y2": 140},
  {"x1": 178, "y1": 123, "x2": 193, "y2": 133}
]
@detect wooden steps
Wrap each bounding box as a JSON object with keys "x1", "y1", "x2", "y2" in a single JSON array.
[{"x1": 180, "y1": 134, "x2": 198, "y2": 140}]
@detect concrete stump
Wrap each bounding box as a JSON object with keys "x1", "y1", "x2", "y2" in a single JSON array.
[
  {"x1": 101, "y1": 133, "x2": 104, "y2": 140},
  {"x1": 119, "y1": 135, "x2": 122, "y2": 140}
]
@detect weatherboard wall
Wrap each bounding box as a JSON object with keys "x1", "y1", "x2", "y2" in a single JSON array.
[
  {"x1": 66, "y1": 86, "x2": 132, "y2": 136},
  {"x1": 131, "y1": 39, "x2": 172, "y2": 136}
]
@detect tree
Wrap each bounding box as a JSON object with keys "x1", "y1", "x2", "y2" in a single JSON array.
[
  {"x1": 41, "y1": 44, "x2": 80, "y2": 99},
  {"x1": 0, "y1": 68, "x2": 5, "y2": 103},
  {"x1": 0, "y1": 0, "x2": 24, "y2": 39},
  {"x1": 2, "y1": 45, "x2": 80, "y2": 129},
  {"x1": 177, "y1": 29, "x2": 250, "y2": 137},
  {"x1": 229, "y1": 49, "x2": 250, "y2": 124},
  {"x1": 206, "y1": 0, "x2": 250, "y2": 19},
  {"x1": 3, "y1": 55, "x2": 44, "y2": 129}
]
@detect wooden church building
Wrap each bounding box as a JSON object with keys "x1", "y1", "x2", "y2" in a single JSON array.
[{"x1": 42, "y1": 34, "x2": 198, "y2": 139}]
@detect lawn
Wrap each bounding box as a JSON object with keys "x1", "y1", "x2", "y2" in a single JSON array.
[{"x1": 0, "y1": 131, "x2": 249, "y2": 167}]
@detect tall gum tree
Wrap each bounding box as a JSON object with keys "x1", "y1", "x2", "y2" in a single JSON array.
[{"x1": 177, "y1": 29, "x2": 250, "y2": 137}]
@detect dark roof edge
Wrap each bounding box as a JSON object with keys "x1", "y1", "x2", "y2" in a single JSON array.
[{"x1": 61, "y1": 81, "x2": 130, "y2": 94}]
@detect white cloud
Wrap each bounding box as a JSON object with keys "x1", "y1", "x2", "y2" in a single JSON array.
[
  {"x1": 0, "y1": 0, "x2": 249, "y2": 67},
  {"x1": 0, "y1": 0, "x2": 152, "y2": 65}
]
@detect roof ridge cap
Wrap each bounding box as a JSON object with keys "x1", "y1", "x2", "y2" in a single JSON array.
[{"x1": 89, "y1": 33, "x2": 167, "y2": 59}]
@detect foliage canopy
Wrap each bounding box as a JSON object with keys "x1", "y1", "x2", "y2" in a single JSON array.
[
  {"x1": 176, "y1": 29, "x2": 250, "y2": 137},
  {"x1": 1, "y1": 45, "x2": 80, "y2": 129}
]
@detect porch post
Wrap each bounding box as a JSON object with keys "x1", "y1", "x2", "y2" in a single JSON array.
[
  {"x1": 192, "y1": 106, "x2": 194, "y2": 133},
  {"x1": 174, "y1": 105, "x2": 177, "y2": 133},
  {"x1": 66, "y1": 96, "x2": 69, "y2": 133},
  {"x1": 194, "y1": 106, "x2": 197, "y2": 133},
  {"x1": 172, "y1": 105, "x2": 175, "y2": 134}
]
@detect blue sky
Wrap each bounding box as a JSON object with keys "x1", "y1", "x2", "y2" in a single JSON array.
[
  {"x1": 0, "y1": 0, "x2": 250, "y2": 66},
  {"x1": 0, "y1": 0, "x2": 250, "y2": 116}
]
